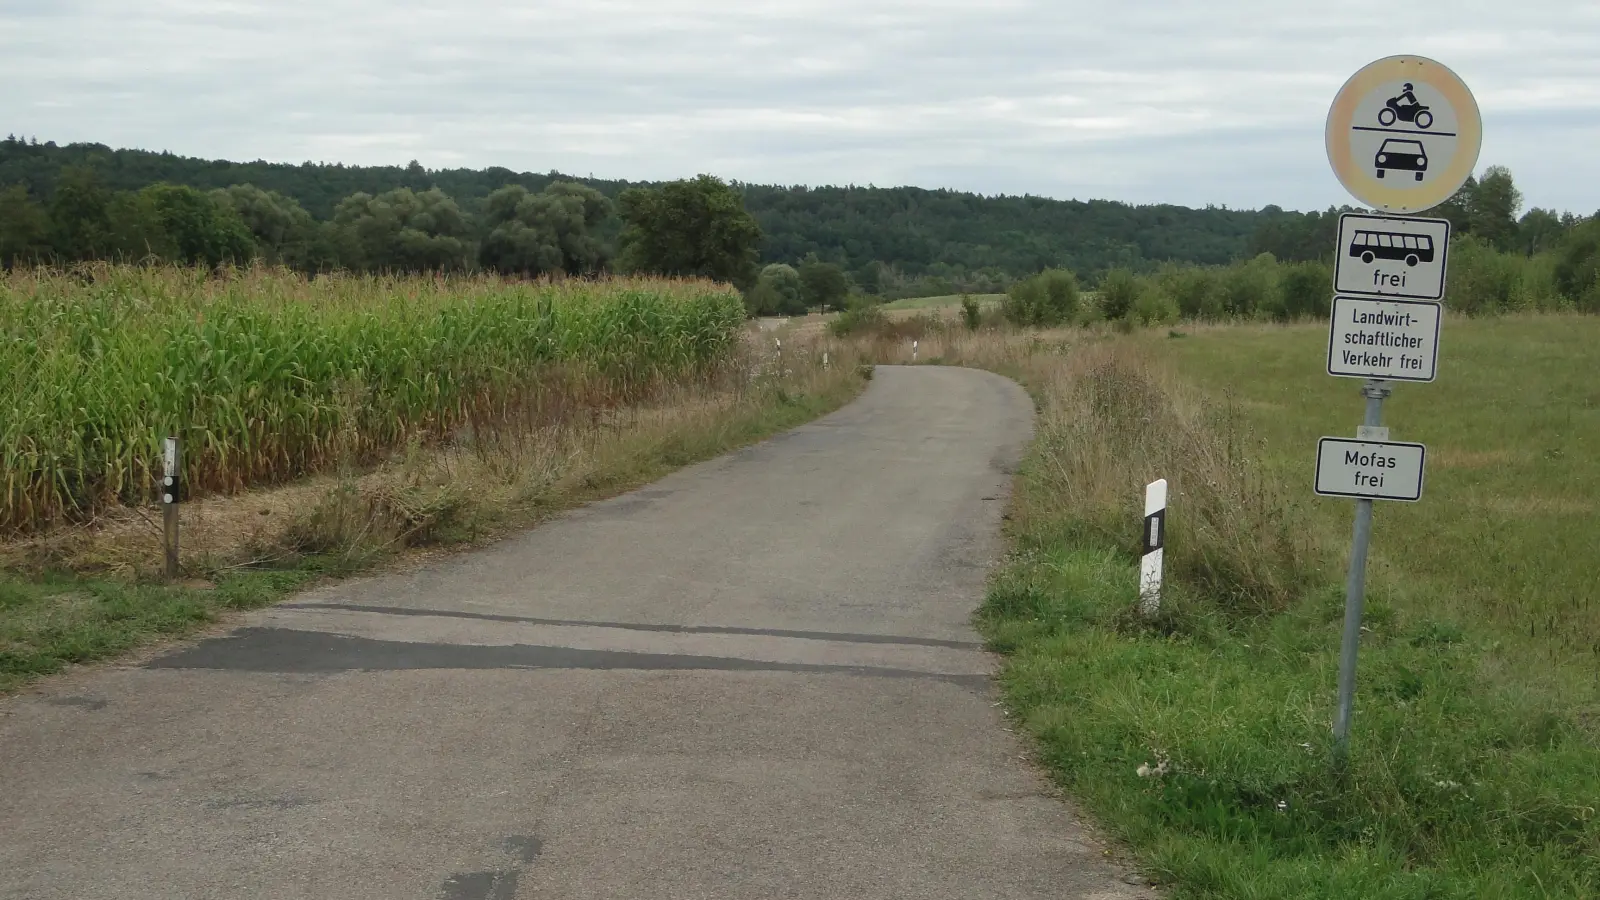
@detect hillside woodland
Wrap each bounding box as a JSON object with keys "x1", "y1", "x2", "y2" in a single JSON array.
[{"x1": 2, "y1": 137, "x2": 1595, "y2": 316}]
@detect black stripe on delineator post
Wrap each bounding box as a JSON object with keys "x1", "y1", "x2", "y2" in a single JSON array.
[{"x1": 1142, "y1": 508, "x2": 1166, "y2": 556}]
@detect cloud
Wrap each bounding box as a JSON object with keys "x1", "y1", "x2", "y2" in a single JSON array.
[{"x1": 2, "y1": 0, "x2": 1596, "y2": 213}]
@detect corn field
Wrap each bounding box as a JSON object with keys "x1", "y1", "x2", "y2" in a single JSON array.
[{"x1": 0, "y1": 264, "x2": 745, "y2": 535}]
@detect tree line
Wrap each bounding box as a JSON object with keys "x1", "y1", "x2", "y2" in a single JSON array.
[
  {"x1": 0, "y1": 159, "x2": 765, "y2": 287},
  {"x1": 1248, "y1": 166, "x2": 1593, "y2": 264},
  {"x1": 991, "y1": 222, "x2": 1600, "y2": 331},
  {"x1": 0, "y1": 136, "x2": 1276, "y2": 283},
  {"x1": 2, "y1": 136, "x2": 1593, "y2": 317}
]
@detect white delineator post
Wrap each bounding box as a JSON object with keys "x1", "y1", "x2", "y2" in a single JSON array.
[
  {"x1": 912, "y1": 340, "x2": 919, "y2": 362},
  {"x1": 1139, "y1": 479, "x2": 1168, "y2": 617},
  {"x1": 161, "y1": 435, "x2": 181, "y2": 579}
]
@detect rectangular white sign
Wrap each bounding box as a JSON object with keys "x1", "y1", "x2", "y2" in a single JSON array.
[
  {"x1": 1327, "y1": 295, "x2": 1441, "y2": 382},
  {"x1": 1334, "y1": 213, "x2": 1451, "y2": 301},
  {"x1": 1314, "y1": 438, "x2": 1426, "y2": 502}
]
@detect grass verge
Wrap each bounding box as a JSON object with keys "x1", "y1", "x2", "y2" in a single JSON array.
[
  {"x1": 872, "y1": 317, "x2": 1599, "y2": 898},
  {"x1": 1, "y1": 341, "x2": 865, "y2": 694}
]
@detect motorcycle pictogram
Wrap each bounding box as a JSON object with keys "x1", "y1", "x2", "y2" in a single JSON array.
[{"x1": 1378, "y1": 83, "x2": 1434, "y2": 129}]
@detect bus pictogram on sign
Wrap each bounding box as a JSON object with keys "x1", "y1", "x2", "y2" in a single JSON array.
[{"x1": 1348, "y1": 230, "x2": 1435, "y2": 267}]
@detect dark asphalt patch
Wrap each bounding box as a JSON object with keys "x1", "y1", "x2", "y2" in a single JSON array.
[
  {"x1": 440, "y1": 869, "x2": 518, "y2": 900},
  {"x1": 439, "y1": 835, "x2": 542, "y2": 899},
  {"x1": 277, "y1": 602, "x2": 984, "y2": 650},
  {"x1": 147, "y1": 627, "x2": 988, "y2": 688},
  {"x1": 40, "y1": 696, "x2": 108, "y2": 710},
  {"x1": 502, "y1": 835, "x2": 543, "y2": 864}
]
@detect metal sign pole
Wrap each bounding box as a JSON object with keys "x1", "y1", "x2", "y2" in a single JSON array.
[
  {"x1": 1332, "y1": 379, "x2": 1391, "y2": 760},
  {"x1": 1321, "y1": 53, "x2": 1477, "y2": 765}
]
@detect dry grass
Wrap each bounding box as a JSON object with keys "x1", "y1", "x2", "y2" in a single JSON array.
[{"x1": 842, "y1": 323, "x2": 1322, "y2": 617}]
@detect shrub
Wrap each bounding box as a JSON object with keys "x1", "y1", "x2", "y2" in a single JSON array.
[
  {"x1": 1554, "y1": 219, "x2": 1600, "y2": 311},
  {"x1": 1221, "y1": 253, "x2": 1281, "y2": 318},
  {"x1": 1517, "y1": 252, "x2": 1564, "y2": 311},
  {"x1": 748, "y1": 263, "x2": 806, "y2": 317},
  {"x1": 1130, "y1": 286, "x2": 1181, "y2": 326},
  {"x1": 960, "y1": 293, "x2": 982, "y2": 330},
  {"x1": 1279, "y1": 260, "x2": 1333, "y2": 321},
  {"x1": 1004, "y1": 268, "x2": 1079, "y2": 327},
  {"x1": 1097, "y1": 268, "x2": 1140, "y2": 321},
  {"x1": 1447, "y1": 235, "x2": 1521, "y2": 315},
  {"x1": 742, "y1": 281, "x2": 780, "y2": 317},
  {"x1": 827, "y1": 300, "x2": 887, "y2": 336},
  {"x1": 1159, "y1": 265, "x2": 1225, "y2": 320}
]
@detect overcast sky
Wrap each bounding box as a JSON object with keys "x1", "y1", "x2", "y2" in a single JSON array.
[{"x1": 3, "y1": 0, "x2": 1597, "y2": 215}]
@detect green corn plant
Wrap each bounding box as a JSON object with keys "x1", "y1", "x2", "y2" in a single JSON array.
[{"x1": 0, "y1": 264, "x2": 746, "y2": 535}]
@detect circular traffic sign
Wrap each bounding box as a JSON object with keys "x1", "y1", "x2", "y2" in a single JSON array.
[{"x1": 1325, "y1": 55, "x2": 1482, "y2": 214}]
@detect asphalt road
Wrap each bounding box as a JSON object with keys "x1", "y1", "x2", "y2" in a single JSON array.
[{"x1": 0, "y1": 366, "x2": 1152, "y2": 900}]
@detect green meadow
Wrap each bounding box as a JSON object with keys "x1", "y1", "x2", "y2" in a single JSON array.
[{"x1": 967, "y1": 313, "x2": 1599, "y2": 899}]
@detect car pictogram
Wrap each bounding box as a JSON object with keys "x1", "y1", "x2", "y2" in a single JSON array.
[{"x1": 1375, "y1": 138, "x2": 1427, "y2": 180}]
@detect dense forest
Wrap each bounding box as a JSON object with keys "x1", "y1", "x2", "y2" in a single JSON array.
[
  {"x1": 0, "y1": 137, "x2": 1269, "y2": 284},
  {"x1": 1, "y1": 136, "x2": 1593, "y2": 307}
]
